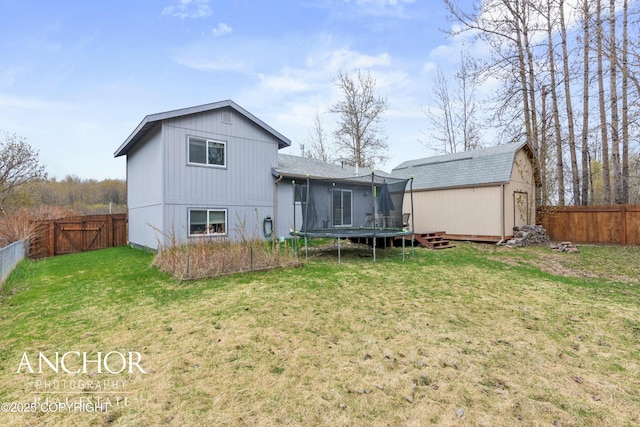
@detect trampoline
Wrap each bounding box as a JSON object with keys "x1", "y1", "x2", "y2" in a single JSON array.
[{"x1": 290, "y1": 172, "x2": 414, "y2": 262}]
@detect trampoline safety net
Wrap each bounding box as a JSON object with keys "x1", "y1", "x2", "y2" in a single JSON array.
[{"x1": 291, "y1": 172, "x2": 412, "y2": 239}]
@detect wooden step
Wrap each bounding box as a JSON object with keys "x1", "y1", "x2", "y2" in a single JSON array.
[{"x1": 413, "y1": 232, "x2": 455, "y2": 250}]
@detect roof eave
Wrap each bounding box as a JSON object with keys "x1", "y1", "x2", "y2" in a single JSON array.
[
  {"x1": 412, "y1": 180, "x2": 511, "y2": 192},
  {"x1": 114, "y1": 100, "x2": 291, "y2": 158}
]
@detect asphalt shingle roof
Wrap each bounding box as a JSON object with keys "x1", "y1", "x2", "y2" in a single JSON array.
[
  {"x1": 274, "y1": 154, "x2": 393, "y2": 180},
  {"x1": 391, "y1": 142, "x2": 530, "y2": 190}
]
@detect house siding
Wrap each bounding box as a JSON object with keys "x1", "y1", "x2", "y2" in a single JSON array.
[
  {"x1": 160, "y1": 108, "x2": 279, "y2": 243},
  {"x1": 127, "y1": 126, "x2": 163, "y2": 248},
  {"x1": 504, "y1": 149, "x2": 536, "y2": 228},
  {"x1": 275, "y1": 179, "x2": 301, "y2": 239},
  {"x1": 405, "y1": 186, "x2": 503, "y2": 237}
]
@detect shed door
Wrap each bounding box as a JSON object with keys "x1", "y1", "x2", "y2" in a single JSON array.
[{"x1": 513, "y1": 191, "x2": 530, "y2": 226}]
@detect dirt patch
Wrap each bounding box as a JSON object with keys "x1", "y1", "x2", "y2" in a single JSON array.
[
  {"x1": 533, "y1": 253, "x2": 598, "y2": 279},
  {"x1": 497, "y1": 253, "x2": 596, "y2": 279},
  {"x1": 496, "y1": 245, "x2": 639, "y2": 284}
]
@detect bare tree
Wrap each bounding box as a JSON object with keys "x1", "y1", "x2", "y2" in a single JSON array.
[
  {"x1": 422, "y1": 48, "x2": 481, "y2": 155},
  {"x1": 558, "y1": 0, "x2": 580, "y2": 205},
  {"x1": 456, "y1": 48, "x2": 482, "y2": 151},
  {"x1": 423, "y1": 67, "x2": 458, "y2": 154},
  {"x1": 445, "y1": 0, "x2": 640, "y2": 206},
  {"x1": 597, "y1": 0, "x2": 611, "y2": 204},
  {"x1": 0, "y1": 132, "x2": 47, "y2": 211},
  {"x1": 330, "y1": 69, "x2": 389, "y2": 168},
  {"x1": 621, "y1": 0, "x2": 630, "y2": 203},
  {"x1": 580, "y1": 0, "x2": 591, "y2": 205},
  {"x1": 540, "y1": 85, "x2": 550, "y2": 203},
  {"x1": 445, "y1": 0, "x2": 542, "y2": 201},
  {"x1": 544, "y1": 0, "x2": 566, "y2": 205},
  {"x1": 609, "y1": 0, "x2": 623, "y2": 204},
  {"x1": 305, "y1": 109, "x2": 333, "y2": 162}
]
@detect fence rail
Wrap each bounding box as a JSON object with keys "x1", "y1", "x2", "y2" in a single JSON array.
[
  {"x1": 537, "y1": 205, "x2": 640, "y2": 245},
  {"x1": 0, "y1": 239, "x2": 27, "y2": 285},
  {"x1": 30, "y1": 214, "x2": 127, "y2": 259}
]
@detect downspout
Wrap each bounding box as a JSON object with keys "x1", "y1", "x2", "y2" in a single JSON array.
[
  {"x1": 371, "y1": 171, "x2": 376, "y2": 263},
  {"x1": 500, "y1": 183, "x2": 506, "y2": 243},
  {"x1": 410, "y1": 176, "x2": 415, "y2": 256},
  {"x1": 305, "y1": 175, "x2": 310, "y2": 260},
  {"x1": 273, "y1": 173, "x2": 284, "y2": 249}
]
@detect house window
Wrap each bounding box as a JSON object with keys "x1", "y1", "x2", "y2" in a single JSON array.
[
  {"x1": 188, "y1": 137, "x2": 226, "y2": 167},
  {"x1": 189, "y1": 209, "x2": 227, "y2": 236},
  {"x1": 332, "y1": 189, "x2": 352, "y2": 227}
]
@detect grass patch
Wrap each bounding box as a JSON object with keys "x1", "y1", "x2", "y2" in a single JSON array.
[{"x1": 0, "y1": 243, "x2": 639, "y2": 426}]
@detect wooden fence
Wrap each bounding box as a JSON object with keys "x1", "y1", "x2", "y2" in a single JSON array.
[
  {"x1": 30, "y1": 214, "x2": 127, "y2": 259},
  {"x1": 537, "y1": 205, "x2": 640, "y2": 245}
]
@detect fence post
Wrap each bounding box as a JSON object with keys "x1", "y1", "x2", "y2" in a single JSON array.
[
  {"x1": 108, "y1": 214, "x2": 114, "y2": 247},
  {"x1": 621, "y1": 205, "x2": 627, "y2": 246},
  {"x1": 48, "y1": 220, "x2": 55, "y2": 257}
]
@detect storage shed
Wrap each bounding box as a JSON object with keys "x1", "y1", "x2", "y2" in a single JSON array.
[{"x1": 391, "y1": 142, "x2": 537, "y2": 242}]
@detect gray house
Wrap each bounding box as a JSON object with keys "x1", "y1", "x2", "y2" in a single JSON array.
[
  {"x1": 114, "y1": 100, "x2": 290, "y2": 249},
  {"x1": 272, "y1": 154, "x2": 393, "y2": 239}
]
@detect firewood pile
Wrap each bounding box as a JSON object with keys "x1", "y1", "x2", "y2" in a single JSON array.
[
  {"x1": 502, "y1": 225, "x2": 550, "y2": 247},
  {"x1": 550, "y1": 241, "x2": 579, "y2": 253}
]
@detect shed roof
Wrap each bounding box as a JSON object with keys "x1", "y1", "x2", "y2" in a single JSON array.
[
  {"x1": 391, "y1": 142, "x2": 533, "y2": 190},
  {"x1": 114, "y1": 99, "x2": 291, "y2": 157},
  {"x1": 274, "y1": 154, "x2": 393, "y2": 180}
]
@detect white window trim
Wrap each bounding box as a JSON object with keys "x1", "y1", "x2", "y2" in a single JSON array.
[
  {"x1": 187, "y1": 136, "x2": 227, "y2": 168},
  {"x1": 188, "y1": 208, "x2": 228, "y2": 237}
]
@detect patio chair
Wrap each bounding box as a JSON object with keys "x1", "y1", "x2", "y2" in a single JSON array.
[{"x1": 402, "y1": 213, "x2": 410, "y2": 228}]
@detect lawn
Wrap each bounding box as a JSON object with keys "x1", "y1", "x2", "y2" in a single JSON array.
[{"x1": 0, "y1": 243, "x2": 638, "y2": 426}]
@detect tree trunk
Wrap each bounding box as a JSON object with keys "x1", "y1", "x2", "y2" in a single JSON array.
[
  {"x1": 621, "y1": 0, "x2": 629, "y2": 203},
  {"x1": 580, "y1": 0, "x2": 590, "y2": 205},
  {"x1": 507, "y1": 0, "x2": 541, "y2": 207},
  {"x1": 540, "y1": 86, "x2": 549, "y2": 204},
  {"x1": 597, "y1": 0, "x2": 611, "y2": 204},
  {"x1": 546, "y1": 0, "x2": 565, "y2": 206},
  {"x1": 559, "y1": 0, "x2": 580, "y2": 205},
  {"x1": 609, "y1": 0, "x2": 622, "y2": 204}
]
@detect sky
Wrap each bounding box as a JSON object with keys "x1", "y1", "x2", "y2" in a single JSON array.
[{"x1": 0, "y1": 0, "x2": 474, "y2": 180}]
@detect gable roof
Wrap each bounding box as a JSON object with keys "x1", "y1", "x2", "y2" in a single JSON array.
[
  {"x1": 114, "y1": 99, "x2": 291, "y2": 157},
  {"x1": 274, "y1": 153, "x2": 393, "y2": 180},
  {"x1": 391, "y1": 142, "x2": 534, "y2": 190}
]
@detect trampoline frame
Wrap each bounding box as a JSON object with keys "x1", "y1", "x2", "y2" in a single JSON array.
[{"x1": 289, "y1": 172, "x2": 415, "y2": 262}]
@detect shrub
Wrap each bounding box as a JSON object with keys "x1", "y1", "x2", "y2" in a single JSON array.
[
  {"x1": 0, "y1": 205, "x2": 77, "y2": 247},
  {"x1": 153, "y1": 228, "x2": 300, "y2": 280}
]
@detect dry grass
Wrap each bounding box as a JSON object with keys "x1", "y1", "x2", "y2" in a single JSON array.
[
  {"x1": 153, "y1": 231, "x2": 300, "y2": 280},
  {"x1": 0, "y1": 243, "x2": 638, "y2": 426},
  {"x1": 0, "y1": 205, "x2": 77, "y2": 246}
]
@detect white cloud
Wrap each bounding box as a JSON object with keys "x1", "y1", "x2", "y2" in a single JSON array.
[
  {"x1": 173, "y1": 55, "x2": 245, "y2": 72},
  {"x1": 421, "y1": 62, "x2": 437, "y2": 75},
  {"x1": 212, "y1": 23, "x2": 232, "y2": 37},
  {"x1": 306, "y1": 48, "x2": 392, "y2": 74},
  {"x1": 258, "y1": 73, "x2": 310, "y2": 93},
  {"x1": 0, "y1": 67, "x2": 22, "y2": 89},
  {"x1": 162, "y1": 0, "x2": 211, "y2": 19},
  {"x1": 0, "y1": 93, "x2": 57, "y2": 111},
  {"x1": 348, "y1": 0, "x2": 415, "y2": 17},
  {"x1": 355, "y1": 0, "x2": 414, "y2": 6}
]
